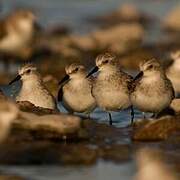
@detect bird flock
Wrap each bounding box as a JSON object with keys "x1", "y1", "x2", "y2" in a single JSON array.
[
  {"x1": 9, "y1": 52, "x2": 177, "y2": 126},
  {"x1": 0, "y1": 9, "x2": 178, "y2": 125}
]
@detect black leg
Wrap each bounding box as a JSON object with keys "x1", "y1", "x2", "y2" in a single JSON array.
[
  {"x1": 108, "y1": 112, "x2": 113, "y2": 125},
  {"x1": 130, "y1": 106, "x2": 134, "y2": 125}
]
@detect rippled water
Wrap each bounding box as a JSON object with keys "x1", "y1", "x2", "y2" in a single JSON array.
[{"x1": 0, "y1": 0, "x2": 178, "y2": 179}]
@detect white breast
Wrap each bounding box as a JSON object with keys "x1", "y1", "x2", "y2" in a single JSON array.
[
  {"x1": 63, "y1": 80, "x2": 96, "y2": 113},
  {"x1": 17, "y1": 83, "x2": 56, "y2": 110},
  {"x1": 93, "y1": 75, "x2": 131, "y2": 111}
]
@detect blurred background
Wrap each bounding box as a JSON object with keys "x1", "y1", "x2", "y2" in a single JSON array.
[{"x1": 0, "y1": 0, "x2": 180, "y2": 179}]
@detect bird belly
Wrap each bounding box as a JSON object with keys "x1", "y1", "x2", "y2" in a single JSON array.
[
  {"x1": 131, "y1": 92, "x2": 172, "y2": 113},
  {"x1": 93, "y1": 88, "x2": 131, "y2": 111},
  {"x1": 16, "y1": 90, "x2": 56, "y2": 110},
  {"x1": 63, "y1": 90, "x2": 96, "y2": 113}
]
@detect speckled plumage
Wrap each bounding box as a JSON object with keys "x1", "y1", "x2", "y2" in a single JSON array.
[
  {"x1": 131, "y1": 59, "x2": 174, "y2": 114},
  {"x1": 14, "y1": 64, "x2": 57, "y2": 110},
  {"x1": 93, "y1": 70, "x2": 132, "y2": 111},
  {"x1": 58, "y1": 63, "x2": 96, "y2": 113},
  {"x1": 91, "y1": 52, "x2": 133, "y2": 112}
]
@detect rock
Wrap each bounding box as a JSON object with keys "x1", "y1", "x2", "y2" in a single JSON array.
[
  {"x1": 92, "y1": 23, "x2": 144, "y2": 52},
  {"x1": 0, "y1": 119, "x2": 133, "y2": 165},
  {"x1": 12, "y1": 111, "x2": 82, "y2": 140},
  {"x1": 0, "y1": 141, "x2": 97, "y2": 165},
  {"x1": 135, "y1": 148, "x2": 179, "y2": 180},
  {"x1": 132, "y1": 116, "x2": 180, "y2": 141},
  {"x1": 163, "y1": 5, "x2": 180, "y2": 32},
  {"x1": 87, "y1": 3, "x2": 152, "y2": 27},
  {"x1": 70, "y1": 35, "x2": 96, "y2": 51},
  {"x1": 17, "y1": 101, "x2": 58, "y2": 115},
  {"x1": 0, "y1": 100, "x2": 19, "y2": 143}
]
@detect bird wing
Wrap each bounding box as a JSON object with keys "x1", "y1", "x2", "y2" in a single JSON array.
[
  {"x1": 57, "y1": 85, "x2": 63, "y2": 102},
  {"x1": 129, "y1": 73, "x2": 143, "y2": 93},
  {"x1": 120, "y1": 70, "x2": 134, "y2": 92}
]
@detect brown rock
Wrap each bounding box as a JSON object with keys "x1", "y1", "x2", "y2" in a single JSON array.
[
  {"x1": 87, "y1": 3, "x2": 152, "y2": 27},
  {"x1": 17, "y1": 101, "x2": 58, "y2": 115},
  {"x1": 132, "y1": 116, "x2": 180, "y2": 141},
  {"x1": 12, "y1": 111, "x2": 82, "y2": 140},
  {"x1": 0, "y1": 141, "x2": 97, "y2": 165},
  {"x1": 0, "y1": 99, "x2": 19, "y2": 143},
  {"x1": 92, "y1": 23, "x2": 144, "y2": 51}
]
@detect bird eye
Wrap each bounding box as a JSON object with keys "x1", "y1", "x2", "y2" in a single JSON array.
[
  {"x1": 103, "y1": 60, "x2": 109, "y2": 64},
  {"x1": 26, "y1": 69, "x2": 31, "y2": 74},
  {"x1": 147, "y1": 65, "x2": 153, "y2": 70},
  {"x1": 74, "y1": 68, "x2": 79, "y2": 72}
]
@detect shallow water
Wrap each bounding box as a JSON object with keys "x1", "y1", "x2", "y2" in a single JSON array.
[
  {"x1": 0, "y1": 161, "x2": 135, "y2": 180},
  {"x1": 0, "y1": 0, "x2": 178, "y2": 179}
]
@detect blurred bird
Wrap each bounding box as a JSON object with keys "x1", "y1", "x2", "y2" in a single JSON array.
[
  {"x1": 166, "y1": 50, "x2": 180, "y2": 96},
  {"x1": 0, "y1": 9, "x2": 40, "y2": 68},
  {"x1": 58, "y1": 63, "x2": 96, "y2": 116},
  {"x1": 9, "y1": 64, "x2": 57, "y2": 110},
  {"x1": 130, "y1": 59, "x2": 174, "y2": 118},
  {"x1": 87, "y1": 52, "x2": 134, "y2": 125}
]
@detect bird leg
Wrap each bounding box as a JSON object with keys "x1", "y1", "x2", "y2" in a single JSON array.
[
  {"x1": 108, "y1": 112, "x2": 113, "y2": 125},
  {"x1": 130, "y1": 106, "x2": 134, "y2": 125}
]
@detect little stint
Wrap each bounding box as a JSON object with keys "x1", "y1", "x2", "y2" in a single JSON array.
[
  {"x1": 166, "y1": 50, "x2": 180, "y2": 96},
  {"x1": 87, "y1": 52, "x2": 134, "y2": 125},
  {"x1": 9, "y1": 64, "x2": 57, "y2": 110},
  {"x1": 58, "y1": 63, "x2": 96, "y2": 115},
  {"x1": 130, "y1": 59, "x2": 174, "y2": 118}
]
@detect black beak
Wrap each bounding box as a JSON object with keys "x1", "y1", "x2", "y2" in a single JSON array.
[
  {"x1": 9, "y1": 75, "x2": 21, "y2": 85},
  {"x1": 134, "y1": 71, "x2": 143, "y2": 81},
  {"x1": 86, "y1": 66, "x2": 99, "y2": 78},
  {"x1": 58, "y1": 75, "x2": 70, "y2": 85}
]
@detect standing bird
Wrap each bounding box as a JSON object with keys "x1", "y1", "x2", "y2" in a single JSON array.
[
  {"x1": 0, "y1": 9, "x2": 40, "y2": 68},
  {"x1": 130, "y1": 59, "x2": 174, "y2": 118},
  {"x1": 58, "y1": 63, "x2": 96, "y2": 116},
  {"x1": 9, "y1": 64, "x2": 57, "y2": 110},
  {"x1": 87, "y1": 52, "x2": 134, "y2": 125},
  {"x1": 166, "y1": 50, "x2": 180, "y2": 96}
]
